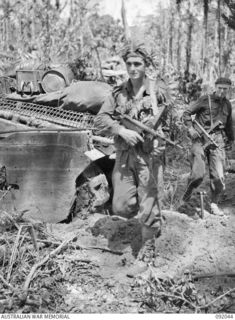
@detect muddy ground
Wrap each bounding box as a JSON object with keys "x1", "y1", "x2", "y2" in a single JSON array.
[
  {"x1": 46, "y1": 208, "x2": 235, "y2": 312},
  {"x1": 0, "y1": 146, "x2": 234, "y2": 313},
  {"x1": 41, "y1": 151, "x2": 235, "y2": 313}
]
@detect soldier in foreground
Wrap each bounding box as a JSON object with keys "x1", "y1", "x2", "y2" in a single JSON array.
[
  {"x1": 94, "y1": 44, "x2": 167, "y2": 276},
  {"x1": 182, "y1": 77, "x2": 234, "y2": 215}
]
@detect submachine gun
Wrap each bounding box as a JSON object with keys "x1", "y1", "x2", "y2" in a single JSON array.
[
  {"x1": 192, "y1": 119, "x2": 224, "y2": 151},
  {"x1": 120, "y1": 104, "x2": 183, "y2": 150}
]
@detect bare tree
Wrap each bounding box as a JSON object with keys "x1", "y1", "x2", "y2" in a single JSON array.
[
  {"x1": 202, "y1": 0, "x2": 210, "y2": 75},
  {"x1": 185, "y1": 0, "x2": 194, "y2": 73},
  {"x1": 176, "y1": 1, "x2": 183, "y2": 72},
  {"x1": 121, "y1": 0, "x2": 131, "y2": 42},
  {"x1": 168, "y1": 5, "x2": 175, "y2": 66},
  {"x1": 217, "y1": 0, "x2": 222, "y2": 76}
]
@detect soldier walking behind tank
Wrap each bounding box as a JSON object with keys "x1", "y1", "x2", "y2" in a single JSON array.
[
  {"x1": 94, "y1": 44, "x2": 167, "y2": 276},
  {"x1": 182, "y1": 77, "x2": 234, "y2": 215}
]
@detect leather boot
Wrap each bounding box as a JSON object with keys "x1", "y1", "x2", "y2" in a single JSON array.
[
  {"x1": 210, "y1": 203, "x2": 224, "y2": 216},
  {"x1": 137, "y1": 224, "x2": 160, "y2": 263},
  {"x1": 126, "y1": 224, "x2": 161, "y2": 278}
]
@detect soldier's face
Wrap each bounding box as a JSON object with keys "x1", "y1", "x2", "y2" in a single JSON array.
[
  {"x1": 125, "y1": 57, "x2": 146, "y2": 80},
  {"x1": 215, "y1": 84, "x2": 230, "y2": 98}
]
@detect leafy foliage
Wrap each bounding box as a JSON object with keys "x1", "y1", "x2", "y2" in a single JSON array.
[
  {"x1": 0, "y1": 0, "x2": 125, "y2": 76},
  {"x1": 222, "y1": 0, "x2": 235, "y2": 30},
  {"x1": 0, "y1": 0, "x2": 234, "y2": 84}
]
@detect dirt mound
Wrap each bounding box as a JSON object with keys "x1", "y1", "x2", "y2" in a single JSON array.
[
  {"x1": 42, "y1": 165, "x2": 235, "y2": 313},
  {"x1": 44, "y1": 155, "x2": 235, "y2": 312},
  {"x1": 91, "y1": 216, "x2": 142, "y2": 257},
  {"x1": 154, "y1": 210, "x2": 235, "y2": 278},
  {"x1": 48, "y1": 206, "x2": 235, "y2": 282}
]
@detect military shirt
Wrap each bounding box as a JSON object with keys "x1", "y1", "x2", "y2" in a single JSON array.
[
  {"x1": 95, "y1": 77, "x2": 164, "y2": 150},
  {"x1": 182, "y1": 93, "x2": 234, "y2": 142}
]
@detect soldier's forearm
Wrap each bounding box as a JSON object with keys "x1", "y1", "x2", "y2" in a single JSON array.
[{"x1": 94, "y1": 113, "x2": 123, "y2": 136}]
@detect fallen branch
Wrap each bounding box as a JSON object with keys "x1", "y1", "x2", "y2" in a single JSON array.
[
  {"x1": 23, "y1": 236, "x2": 60, "y2": 246},
  {"x1": 23, "y1": 236, "x2": 123, "y2": 255},
  {"x1": 153, "y1": 287, "x2": 235, "y2": 312},
  {"x1": 78, "y1": 245, "x2": 123, "y2": 255},
  {"x1": 0, "y1": 273, "x2": 40, "y2": 307},
  {"x1": 65, "y1": 257, "x2": 96, "y2": 264},
  {"x1": 7, "y1": 225, "x2": 23, "y2": 281},
  {"x1": 21, "y1": 234, "x2": 78, "y2": 304},
  {"x1": 193, "y1": 272, "x2": 235, "y2": 280},
  {"x1": 137, "y1": 288, "x2": 199, "y2": 312},
  {"x1": 51, "y1": 240, "x2": 123, "y2": 255},
  {"x1": 0, "y1": 186, "x2": 11, "y2": 202},
  {"x1": 156, "y1": 291, "x2": 198, "y2": 311},
  {"x1": 0, "y1": 297, "x2": 40, "y2": 308},
  {"x1": 0, "y1": 273, "x2": 15, "y2": 291},
  {"x1": 200, "y1": 288, "x2": 235, "y2": 309}
]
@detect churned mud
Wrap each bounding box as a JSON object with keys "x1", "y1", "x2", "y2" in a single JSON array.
[
  {"x1": 1, "y1": 147, "x2": 234, "y2": 313},
  {"x1": 40, "y1": 148, "x2": 235, "y2": 313}
]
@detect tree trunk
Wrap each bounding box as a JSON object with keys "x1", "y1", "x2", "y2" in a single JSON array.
[
  {"x1": 68, "y1": 0, "x2": 74, "y2": 27},
  {"x1": 25, "y1": 1, "x2": 31, "y2": 51},
  {"x1": 217, "y1": 0, "x2": 222, "y2": 76},
  {"x1": 162, "y1": 10, "x2": 167, "y2": 73},
  {"x1": 44, "y1": 0, "x2": 51, "y2": 66},
  {"x1": 86, "y1": 21, "x2": 104, "y2": 81},
  {"x1": 202, "y1": 0, "x2": 209, "y2": 76},
  {"x1": 3, "y1": 0, "x2": 10, "y2": 50},
  {"x1": 210, "y1": 22, "x2": 218, "y2": 82},
  {"x1": 80, "y1": 34, "x2": 84, "y2": 55},
  {"x1": 186, "y1": 17, "x2": 193, "y2": 73},
  {"x1": 185, "y1": 1, "x2": 194, "y2": 73},
  {"x1": 121, "y1": 0, "x2": 131, "y2": 42},
  {"x1": 31, "y1": 0, "x2": 37, "y2": 43},
  {"x1": 222, "y1": 24, "x2": 233, "y2": 76},
  {"x1": 177, "y1": 5, "x2": 182, "y2": 73},
  {"x1": 56, "y1": 0, "x2": 60, "y2": 10},
  {"x1": 168, "y1": 8, "x2": 174, "y2": 66}
]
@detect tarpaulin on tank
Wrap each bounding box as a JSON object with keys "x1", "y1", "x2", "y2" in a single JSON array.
[
  {"x1": 6, "y1": 81, "x2": 112, "y2": 115},
  {"x1": 57, "y1": 81, "x2": 112, "y2": 114}
]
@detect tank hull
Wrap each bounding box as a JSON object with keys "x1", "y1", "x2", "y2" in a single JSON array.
[{"x1": 0, "y1": 122, "x2": 91, "y2": 222}]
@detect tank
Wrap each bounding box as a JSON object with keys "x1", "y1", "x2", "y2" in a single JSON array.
[
  {"x1": 0, "y1": 97, "x2": 114, "y2": 223},
  {"x1": 41, "y1": 66, "x2": 75, "y2": 93}
]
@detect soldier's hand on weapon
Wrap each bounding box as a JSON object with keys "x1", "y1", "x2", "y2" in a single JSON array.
[
  {"x1": 119, "y1": 127, "x2": 144, "y2": 146},
  {"x1": 188, "y1": 126, "x2": 200, "y2": 139}
]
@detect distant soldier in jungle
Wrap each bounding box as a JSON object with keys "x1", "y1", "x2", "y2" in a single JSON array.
[
  {"x1": 95, "y1": 44, "x2": 171, "y2": 277},
  {"x1": 182, "y1": 77, "x2": 234, "y2": 216}
]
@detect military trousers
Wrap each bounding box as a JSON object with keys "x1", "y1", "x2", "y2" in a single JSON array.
[
  {"x1": 186, "y1": 133, "x2": 226, "y2": 203},
  {"x1": 112, "y1": 147, "x2": 164, "y2": 227}
]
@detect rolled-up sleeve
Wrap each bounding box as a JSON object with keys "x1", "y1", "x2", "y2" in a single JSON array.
[
  {"x1": 94, "y1": 94, "x2": 124, "y2": 136},
  {"x1": 182, "y1": 96, "x2": 206, "y2": 127}
]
